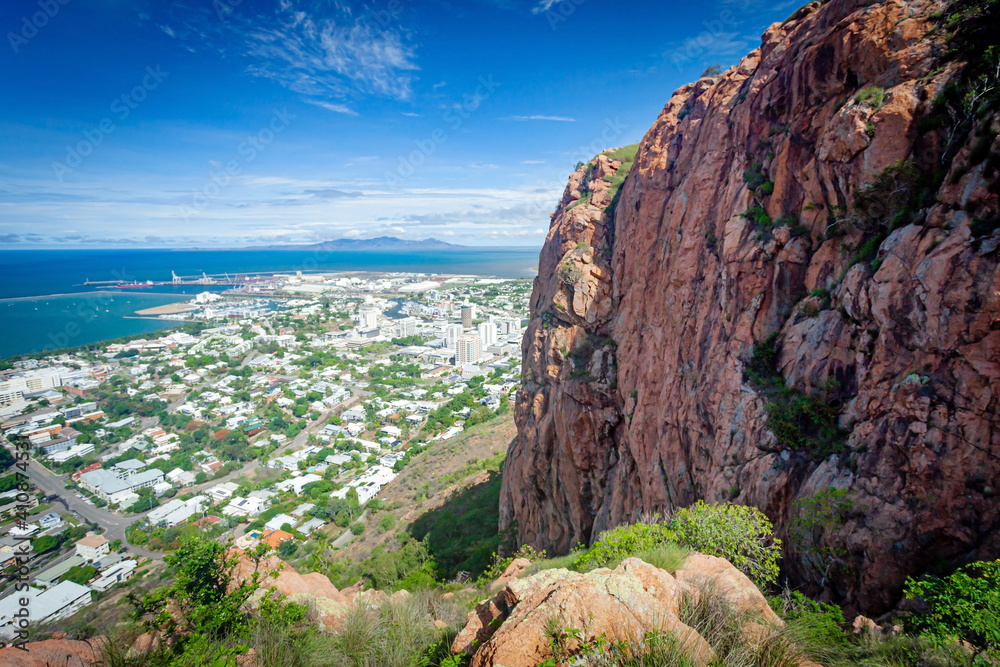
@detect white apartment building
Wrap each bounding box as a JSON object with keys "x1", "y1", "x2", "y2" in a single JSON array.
[
  {"x1": 0, "y1": 368, "x2": 63, "y2": 404},
  {"x1": 456, "y1": 333, "x2": 482, "y2": 366},
  {"x1": 444, "y1": 323, "x2": 463, "y2": 350},
  {"x1": 396, "y1": 317, "x2": 418, "y2": 337},
  {"x1": 75, "y1": 534, "x2": 110, "y2": 562},
  {"x1": 477, "y1": 322, "x2": 498, "y2": 348},
  {"x1": 77, "y1": 467, "x2": 165, "y2": 504},
  {"x1": 0, "y1": 581, "x2": 92, "y2": 639},
  {"x1": 358, "y1": 308, "x2": 379, "y2": 329}
]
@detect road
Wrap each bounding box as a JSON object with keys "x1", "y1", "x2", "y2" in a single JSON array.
[
  {"x1": 330, "y1": 510, "x2": 367, "y2": 548},
  {"x1": 23, "y1": 459, "x2": 163, "y2": 559},
  {"x1": 21, "y1": 390, "x2": 365, "y2": 560}
]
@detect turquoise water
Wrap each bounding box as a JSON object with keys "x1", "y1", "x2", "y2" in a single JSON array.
[
  {"x1": 0, "y1": 247, "x2": 540, "y2": 359},
  {"x1": 0, "y1": 292, "x2": 191, "y2": 359}
]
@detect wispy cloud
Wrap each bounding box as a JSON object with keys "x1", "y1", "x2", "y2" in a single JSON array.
[
  {"x1": 306, "y1": 100, "x2": 359, "y2": 115},
  {"x1": 242, "y1": 4, "x2": 419, "y2": 101},
  {"x1": 531, "y1": 0, "x2": 560, "y2": 14},
  {"x1": 156, "y1": 1, "x2": 419, "y2": 106},
  {"x1": 521, "y1": 159, "x2": 546, "y2": 164},
  {"x1": 504, "y1": 115, "x2": 576, "y2": 122}
]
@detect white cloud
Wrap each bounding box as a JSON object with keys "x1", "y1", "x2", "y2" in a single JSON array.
[
  {"x1": 531, "y1": 0, "x2": 560, "y2": 15},
  {"x1": 306, "y1": 100, "x2": 359, "y2": 116},
  {"x1": 242, "y1": 3, "x2": 419, "y2": 101},
  {"x1": 159, "y1": 1, "x2": 419, "y2": 105}
]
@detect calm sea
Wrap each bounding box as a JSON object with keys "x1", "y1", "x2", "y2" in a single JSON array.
[{"x1": 0, "y1": 248, "x2": 539, "y2": 359}]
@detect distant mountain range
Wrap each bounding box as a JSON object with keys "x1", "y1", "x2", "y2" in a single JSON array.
[{"x1": 267, "y1": 236, "x2": 463, "y2": 251}]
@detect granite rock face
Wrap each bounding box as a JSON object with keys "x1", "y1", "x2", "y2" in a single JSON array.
[
  {"x1": 454, "y1": 555, "x2": 757, "y2": 667},
  {"x1": 503, "y1": 0, "x2": 1000, "y2": 614}
]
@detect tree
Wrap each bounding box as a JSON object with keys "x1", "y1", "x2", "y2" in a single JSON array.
[
  {"x1": 132, "y1": 487, "x2": 159, "y2": 513},
  {"x1": 110, "y1": 539, "x2": 123, "y2": 551},
  {"x1": 129, "y1": 538, "x2": 260, "y2": 640},
  {"x1": 906, "y1": 560, "x2": 1000, "y2": 658},
  {"x1": 701, "y1": 63, "x2": 722, "y2": 77},
  {"x1": 278, "y1": 539, "x2": 297, "y2": 559},
  {"x1": 32, "y1": 535, "x2": 59, "y2": 554},
  {"x1": 0, "y1": 447, "x2": 14, "y2": 470}
]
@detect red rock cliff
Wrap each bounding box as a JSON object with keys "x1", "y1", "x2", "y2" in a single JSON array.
[{"x1": 502, "y1": 0, "x2": 1000, "y2": 614}]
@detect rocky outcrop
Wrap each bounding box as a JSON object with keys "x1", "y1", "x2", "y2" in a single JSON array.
[
  {"x1": 503, "y1": 0, "x2": 1000, "y2": 614},
  {"x1": 0, "y1": 639, "x2": 101, "y2": 666},
  {"x1": 232, "y1": 553, "x2": 352, "y2": 631},
  {"x1": 453, "y1": 554, "x2": 797, "y2": 667}
]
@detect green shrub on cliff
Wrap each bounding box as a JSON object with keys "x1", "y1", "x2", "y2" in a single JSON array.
[
  {"x1": 672, "y1": 501, "x2": 782, "y2": 587},
  {"x1": 575, "y1": 519, "x2": 678, "y2": 571},
  {"x1": 905, "y1": 559, "x2": 1000, "y2": 659},
  {"x1": 745, "y1": 334, "x2": 847, "y2": 459},
  {"x1": 574, "y1": 502, "x2": 781, "y2": 587}
]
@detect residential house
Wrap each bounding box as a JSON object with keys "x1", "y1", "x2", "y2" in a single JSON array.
[
  {"x1": 275, "y1": 473, "x2": 321, "y2": 495},
  {"x1": 298, "y1": 518, "x2": 325, "y2": 535},
  {"x1": 91, "y1": 560, "x2": 137, "y2": 592},
  {"x1": 0, "y1": 581, "x2": 92, "y2": 639},
  {"x1": 75, "y1": 534, "x2": 110, "y2": 562},
  {"x1": 264, "y1": 514, "x2": 297, "y2": 532}
]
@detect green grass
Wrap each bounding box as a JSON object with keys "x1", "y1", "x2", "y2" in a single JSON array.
[
  {"x1": 409, "y1": 468, "x2": 506, "y2": 581},
  {"x1": 634, "y1": 544, "x2": 690, "y2": 573},
  {"x1": 854, "y1": 86, "x2": 885, "y2": 109},
  {"x1": 600, "y1": 143, "x2": 640, "y2": 217}
]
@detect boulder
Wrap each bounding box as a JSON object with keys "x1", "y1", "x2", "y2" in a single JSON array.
[
  {"x1": 489, "y1": 557, "x2": 531, "y2": 592},
  {"x1": 453, "y1": 558, "x2": 752, "y2": 667}
]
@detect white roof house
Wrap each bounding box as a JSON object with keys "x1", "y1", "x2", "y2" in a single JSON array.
[
  {"x1": 0, "y1": 581, "x2": 91, "y2": 639},
  {"x1": 207, "y1": 481, "x2": 240, "y2": 501},
  {"x1": 298, "y1": 518, "x2": 325, "y2": 535},
  {"x1": 91, "y1": 559, "x2": 137, "y2": 592},
  {"x1": 78, "y1": 468, "x2": 165, "y2": 503},
  {"x1": 264, "y1": 513, "x2": 298, "y2": 531},
  {"x1": 222, "y1": 496, "x2": 268, "y2": 517},
  {"x1": 275, "y1": 473, "x2": 322, "y2": 495}
]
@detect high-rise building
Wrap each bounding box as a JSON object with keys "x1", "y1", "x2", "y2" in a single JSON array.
[
  {"x1": 444, "y1": 324, "x2": 463, "y2": 350},
  {"x1": 477, "y1": 322, "x2": 497, "y2": 348},
  {"x1": 461, "y1": 305, "x2": 474, "y2": 329},
  {"x1": 358, "y1": 309, "x2": 379, "y2": 329},
  {"x1": 396, "y1": 317, "x2": 418, "y2": 338},
  {"x1": 456, "y1": 333, "x2": 482, "y2": 366}
]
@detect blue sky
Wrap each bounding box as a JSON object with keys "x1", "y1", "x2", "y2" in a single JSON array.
[{"x1": 0, "y1": 0, "x2": 798, "y2": 248}]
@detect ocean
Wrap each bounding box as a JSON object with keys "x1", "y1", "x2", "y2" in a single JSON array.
[{"x1": 0, "y1": 247, "x2": 540, "y2": 359}]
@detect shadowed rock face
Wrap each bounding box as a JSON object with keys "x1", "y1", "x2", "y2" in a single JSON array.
[{"x1": 502, "y1": 0, "x2": 1000, "y2": 614}]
